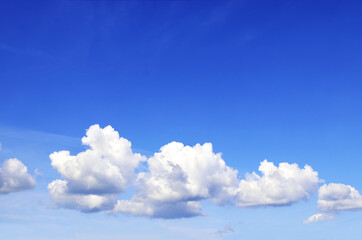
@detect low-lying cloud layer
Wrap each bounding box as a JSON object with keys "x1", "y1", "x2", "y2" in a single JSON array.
[
  {"x1": 48, "y1": 125, "x2": 324, "y2": 218},
  {"x1": 0, "y1": 158, "x2": 35, "y2": 194}
]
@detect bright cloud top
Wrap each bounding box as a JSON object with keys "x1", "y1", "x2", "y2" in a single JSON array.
[
  {"x1": 112, "y1": 142, "x2": 238, "y2": 218},
  {"x1": 48, "y1": 124, "x2": 146, "y2": 212},
  {"x1": 48, "y1": 125, "x2": 322, "y2": 218},
  {"x1": 318, "y1": 183, "x2": 362, "y2": 212},
  {"x1": 303, "y1": 213, "x2": 335, "y2": 224},
  {"x1": 0, "y1": 158, "x2": 36, "y2": 194},
  {"x1": 234, "y1": 160, "x2": 320, "y2": 207}
]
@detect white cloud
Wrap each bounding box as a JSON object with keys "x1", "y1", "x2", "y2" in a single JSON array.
[
  {"x1": 303, "y1": 213, "x2": 335, "y2": 224},
  {"x1": 0, "y1": 158, "x2": 35, "y2": 194},
  {"x1": 47, "y1": 124, "x2": 322, "y2": 218},
  {"x1": 48, "y1": 124, "x2": 145, "y2": 211},
  {"x1": 233, "y1": 160, "x2": 320, "y2": 207},
  {"x1": 318, "y1": 183, "x2": 362, "y2": 211},
  {"x1": 112, "y1": 142, "x2": 238, "y2": 218}
]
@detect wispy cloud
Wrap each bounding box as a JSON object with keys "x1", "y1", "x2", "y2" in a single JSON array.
[
  {"x1": 303, "y1": 213, "x2": 335, "y2": 224},
  {"x1": 0, "y1": 43, "x2": 53, "y2": 59},
  {"x1": 215, "y1": 224, "x2": 234, "y2": 238},
  {"x1": 0, "y1": 125, "x2": 79, "y2": 145}
]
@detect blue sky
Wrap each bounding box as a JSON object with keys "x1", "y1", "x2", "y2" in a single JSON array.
[{"x1": 1, "y1": 0, "x2": 362, "y2": 239}]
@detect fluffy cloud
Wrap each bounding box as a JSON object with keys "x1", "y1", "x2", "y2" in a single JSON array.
[
  {"x1": 233, "y1": 160, "x2": 320, "y2": 207},
  {"x1": 303, "y1": 213, "x2": 335, "y2": 224},
  {"x1": 112, "y1": 142, "x2": 238, "y2": 218},
  {"x1": 318, "y1": 183, "x2": 362, "y2": 211},
  {"x1": 47, "y1": 124, "x2": 322, "y2": 218},
  {"x1": 48, "y1": 125, "x2": 145, "y2": 211},
  {"x1": 0, "y1": 158, "x2": 35, "y2": 194}
]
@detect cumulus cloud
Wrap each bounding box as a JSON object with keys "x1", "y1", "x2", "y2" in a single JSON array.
[
  {"x1": 233, "y1": 160, "x2": 320, "y2": 207},
  {"x1": 112, "y1": 142, "x2": 238, "y2": 218},
  {"x1": 0, "y1": 158, "x2": 35, "y2": 194},
  {"x1": 318, "y1": 183, "x2": 362, "y2": 211},
  {"x1": 303, "y1": 213, "x2": 335, "y2": 224},
  {"x1": 47, "y1": 124, "x2": 322, "y2": 218},
  {"x1": 48, "y1": 125, "x2": 145, "y2": 212}
]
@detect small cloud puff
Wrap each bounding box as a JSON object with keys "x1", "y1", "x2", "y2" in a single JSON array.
[
  {"x1": 0, "y1": 158, "x2": 36, "y2": 194},
  {"x1": 34, "y1": 168, "x2": 42, "y2": 176},
  {"x1": 303, "y1": 213, "x2": 335, "y2": 224},
  {"x1": 216, "y1": 224, "x2": 234, "y2": 238},
  {"x1": 318, "y1": 183, "x2": 362, "y2": 211}
]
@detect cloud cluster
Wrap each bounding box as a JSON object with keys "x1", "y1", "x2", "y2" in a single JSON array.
[
  {"x1": 318, "y1": 183, "x2": 362, "y2": 212},
  {"x1": 48, "y1": 125, "x2": 323, "y2": 218},
  {"x1": 234, "y1": 160, "x2": 320, "y2": 207},
  {"x1": 0, "y1": 158, "x2": 35, "y2": 194},
  {"x1": 112, "y1": 142, "x2": 238, "y2": 218},
  {"x1": 48, "y1": 125, "x2": 145, "y2": 212},
  {"x1": 3, "y1": 124, "x2": 361, "y2": 223},
  {"x1": 303, "y1": 213, "x2": 335, "y2": 224}
]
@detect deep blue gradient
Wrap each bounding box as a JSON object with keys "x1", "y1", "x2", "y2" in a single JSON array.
[{"x1": 1, "y1": 0, "x2": 362, "y2": 179}]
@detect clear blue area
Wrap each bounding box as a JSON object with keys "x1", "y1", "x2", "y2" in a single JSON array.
[{"x1": 0, "y1": 0, "x2": 362, "y2": 239}]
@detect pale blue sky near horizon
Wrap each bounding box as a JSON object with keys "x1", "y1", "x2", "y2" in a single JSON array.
[{"x1": 1, "y1": 0, "x2": 362, "y2": 239}]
